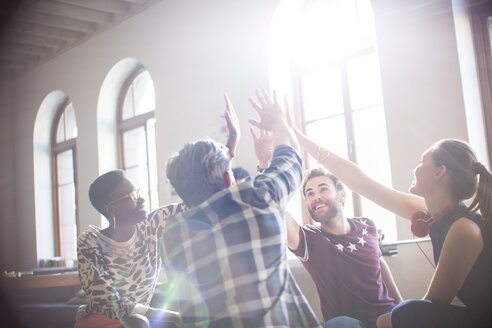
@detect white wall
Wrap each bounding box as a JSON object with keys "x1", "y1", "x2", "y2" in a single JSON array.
[{"x1": 0, "y1": 0, "x2": 487, "y2": 314}]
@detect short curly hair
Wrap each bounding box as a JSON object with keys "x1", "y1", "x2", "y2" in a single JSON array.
[{"x1": 166, "y1": 139, "x2": 230, "y2": 206}]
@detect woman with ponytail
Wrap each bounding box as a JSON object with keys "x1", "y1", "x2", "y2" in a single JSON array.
[{"x1": 284, "y1": 104, "x2": 492, "y2": 327}]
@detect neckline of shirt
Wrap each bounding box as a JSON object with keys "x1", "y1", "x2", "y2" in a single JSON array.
[{"x1": 88, "y1": 225, "x2": 137, "y2": 247}]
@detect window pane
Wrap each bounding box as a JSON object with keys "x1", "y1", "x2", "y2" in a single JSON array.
[
  {"x1": 352, "y1": 106, "x2": 396, "y2": 241},
  {"x1": 133, "y1": 71, "x2": 155, "y2": 116},
  {"x1": 146, "y1": 119, "x2": 159, "y2": 211},
  {"x1": 122, "y1": 127, "x2": 150, "y2": 212},
  {"x1": 305, "y1": 116, "x2": 354, "y2": 218},
  {"x1": 305, "y1": 116, "x2": 348, "y2": 161},
  {"x1": 123, "y1": 126, "x2": 147, "y2": 169},
  {"x1": 57, "y1": 149, "x2": 74, "y2": 185},
  {"x1": 356, "y1": 0, "x2": 376, "y2": 39},
  {"x1": 122, "y1": 84, "x2": 134, "y2": 120},
  {"x1": 59, "y1": 183, "x2": 77, "y2": 260},
  {"x1": 347, "y1": 53, "x2": 383, "y2": 110},
  {"x1": 302, "y1": 65, "x2": 344, "y2": 122},
  {"x1": 56, "y1": 149, "x2": 77, "y2": 260},
  {"x1": 56, "y1": 112, "x2": 65, "y2": 143},
  {"x1": 65, "y1": 103, "x2": 78, "y2": 140},
  {"x1": 294, "y1": 0, "x2": 361, "y2": 64}
]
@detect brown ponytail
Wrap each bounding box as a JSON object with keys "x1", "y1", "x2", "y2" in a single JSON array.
[
  {"x1": 468, "y1": 162, "x2": 492, "y2": 238},
  {"x1": 432, "y1": 139, "x2": 492, "y2": 238}
]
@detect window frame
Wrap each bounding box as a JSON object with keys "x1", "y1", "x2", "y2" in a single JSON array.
[
  {"x1": 293, "y1": 45, "x2": 380, "y2": 224},
  {"x1": 51, "y1": 99, "x2": 79, "y2": 257},
  {"x1": 470, "y1": 0, "x2": 492, "y2": 166},
  {"x1": 116, "y1": 67, "x2": 158, "y2": 210}
]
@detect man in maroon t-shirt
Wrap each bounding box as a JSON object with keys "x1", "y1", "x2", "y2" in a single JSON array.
[{"x1": 286, "y1": 167, "x2": 402, "y2": 328}]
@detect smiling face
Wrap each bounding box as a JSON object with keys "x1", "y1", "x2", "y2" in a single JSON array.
[
  {"x1": 104, "y1": 178, "x2": 147, "y2": 226},
  {"x1": 304, "y1": 175, "x2": 344, "y2": 224},
  {"x1": 409, "y1": 149, "x2": 439, "y2": 197}
]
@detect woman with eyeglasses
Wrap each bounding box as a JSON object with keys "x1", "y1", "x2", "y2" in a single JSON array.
[
  {"x1": 74, "y1": 94, "x2": 240, "y2": 328},
  {"x1": 74, "y1": 170, "x2": 185, "y2": 328}
]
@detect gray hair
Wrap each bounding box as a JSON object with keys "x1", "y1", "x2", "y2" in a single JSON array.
[{"x1": 166, "y1": 139, "x2": 230, "y2": 206}]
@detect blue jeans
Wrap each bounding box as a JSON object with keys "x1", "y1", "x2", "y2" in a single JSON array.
[
  {"x1": 391, "y1": 299, "x2": 488, "y2": 328},
  {"x1": 321, "y1": 316, "x2": 366, "y2": 328},
  {"x1": 322, "y1": 315, "x2": 380, "y2": 328}
]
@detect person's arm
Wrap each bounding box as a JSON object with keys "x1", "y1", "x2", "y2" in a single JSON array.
[
  {"x1": 149, "y1": 202, "x2": 187, "y2": 231},
  {"x1": 379, "y1": 257, "x2": 403, "y2": 304},
  {"x1": 290, "y1": 126, "x2": 426, "y2": 220},
  {"x1": 224, "y1": 93, "x2": 240, "y2": 159},
  {"x1": 250, "y1": 128, "x2": 273, "y2": 171},
  {"x1": 247, "y1": 89, "x2": 302, "y2": 209},
  {"x1": 77, "y1": 233, "x2": 142, "y2": 321},
  {"x1": 424, "y1": 218, "x2": 483, "y2": 303},
  {"x1": 285, "y1": 211, "x2": 301, "y2": 251}
]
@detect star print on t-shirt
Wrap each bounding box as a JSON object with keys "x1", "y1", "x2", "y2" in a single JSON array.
[{"x1": 321, "y1": 218, "x2": 372, "y2": 254}]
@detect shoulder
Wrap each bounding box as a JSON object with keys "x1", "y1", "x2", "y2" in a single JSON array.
[
  {"x1": 443, "y1": 217, "x2": 484, "y2": 256},
  {"x1": 350, "y1": 217, "x2": 377, "y2": 233},
  {"x1": 301, "y1": 224, "x2": 323, "y2": 238},
  {"x1": 351, "y1": 217, "x2": 376, "y2": 227},
  {"x1": 448, "y1": 217, "x2": 483, "y2": 242},
  {"x1": 77, "y1": 228, "x2": 99, "y2": 247}
]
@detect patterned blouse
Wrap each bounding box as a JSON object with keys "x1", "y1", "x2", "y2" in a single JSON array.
[{"x1": 76, "y1": 202, "x2": 186, "y2": 320}]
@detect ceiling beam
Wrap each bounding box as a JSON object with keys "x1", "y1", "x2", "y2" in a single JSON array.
[
  {"x1": 16, "y1": 11, "x2": 98, "y2": 33},
  {"x1": 55, "y1": 0, "x2": 131, "y2": 15},
  {"x1": 1, "y1": 32, "x2": 67, "y2": 48},
  {"x1": 1, "y1": 42, "x2": 53, "y2": 57},
  {"x1": 29, "y1": 1, "x2": 114, "y2": 25},
  {"x1": 0, "y1": 50, "x2": 41, "y2": 62},
  {"x1": 7, "y1": 22, "x2": 85, "y2": 41}
]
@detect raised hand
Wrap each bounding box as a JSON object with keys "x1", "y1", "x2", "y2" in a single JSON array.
[
  {"x1": 250, "y1": 128, "x2": 273, "y2": 170},
  {"x1": 224, "y1": 93, "x2": 240, "y2": 158},
  {"x1": 248, "y1": 89, "x2": 285, "y2": 132}
]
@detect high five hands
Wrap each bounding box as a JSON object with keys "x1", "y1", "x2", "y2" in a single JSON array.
[{"x1": 248, "y1": 88, "x2": 299, "y2": 151}]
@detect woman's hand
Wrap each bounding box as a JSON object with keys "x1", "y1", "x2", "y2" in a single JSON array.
[{"x1": 146, "y1": 307, "x2": 182, "y2": 327}]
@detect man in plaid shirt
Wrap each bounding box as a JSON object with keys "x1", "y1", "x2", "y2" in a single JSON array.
[{"x1": 161, "y1": 90, "x2": 320, "y2": 327}]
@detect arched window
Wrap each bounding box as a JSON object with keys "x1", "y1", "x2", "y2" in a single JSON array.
[
  {"x1": 270, "y1": 0, "x2": 396, "y2": 240},
  {"x1": 117, "y1": 69, "x2": 159, "y2": 212},
  {"x1": 51, "y1": 100, "x2": 78, "y2": 260}
]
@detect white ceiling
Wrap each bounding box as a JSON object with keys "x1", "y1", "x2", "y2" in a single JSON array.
[{"x1": 0, "y1": 0, "x2": 162, "y2": 76}]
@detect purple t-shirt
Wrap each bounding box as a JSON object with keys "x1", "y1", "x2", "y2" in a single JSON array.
[{"x1": 292, "y1": 217, "x2": 396, "y2": 321}]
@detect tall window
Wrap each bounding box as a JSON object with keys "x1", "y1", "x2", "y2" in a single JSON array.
[
  {"x1": 52, "y1": 101, "x2": 78, "y2": 260},
  {"x1": 271, "y1": 0, "x2": 396, "y2": 240},
  {"x1": 118, "y1": 69, "x2": 159, "y2": 212}
]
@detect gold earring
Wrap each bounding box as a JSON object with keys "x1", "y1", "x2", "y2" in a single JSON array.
[{"x1": 112, "y1": 216, "x2": 116, "y2": 229}]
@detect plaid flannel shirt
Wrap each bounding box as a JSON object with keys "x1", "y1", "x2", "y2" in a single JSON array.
[{"x1": 160, "y1": 145, "x2": 320, "y2": 328}]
